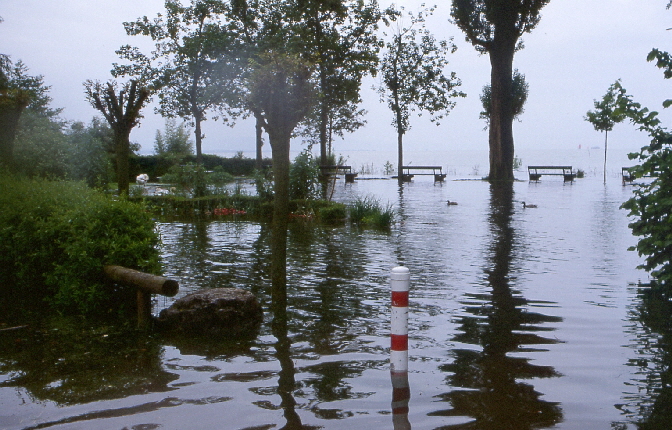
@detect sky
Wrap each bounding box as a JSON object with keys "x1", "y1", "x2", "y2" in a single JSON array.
[{"x1": 3, "y1": 0, "x2": 672, "y2": 166}]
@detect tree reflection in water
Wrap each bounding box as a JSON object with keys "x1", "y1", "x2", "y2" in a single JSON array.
[
  {"x1": 616, "y1": 284, "x2": 672, "y2": 430},
  {"x1": 434, "y1": 182, "x2": 564, "y2": 429},
  {"x1": 272, "y1": 285, "x2": 321, "y2": 430}
]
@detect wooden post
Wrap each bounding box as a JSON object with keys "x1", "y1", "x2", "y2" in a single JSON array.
[{"x1": 103, "y1": 265, "x2": 179, "y2": 328}]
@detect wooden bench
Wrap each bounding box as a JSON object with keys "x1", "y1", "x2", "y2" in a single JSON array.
[
  {"x1": 401, "y1": 165, "x2": 446, "y2": 182},
  {"x1": 528, "y1": 166, "x2": 575, "y2": 182},
  {"x1": 622, "y1": 167, "x2": 636, "y2": 184},
  {"x1": 320, "y1": 165, "x2": 358, "y2": 183}
]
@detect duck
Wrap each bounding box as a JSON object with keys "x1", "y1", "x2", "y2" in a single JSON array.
[
  {"x1": 447, "y1": 200, "x2": 458, "y2": 205},
  {"x1": 522, "y1": 201, "x2": 537, "y2": 208}
]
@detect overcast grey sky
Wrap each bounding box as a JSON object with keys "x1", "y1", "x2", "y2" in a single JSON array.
[{"x1": 2, "y1": 0, "x2": 672, "y2": 163}]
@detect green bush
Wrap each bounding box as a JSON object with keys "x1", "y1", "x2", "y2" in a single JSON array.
[
  {"x1": 318, "y1": 203, "x2": 347, "y2": 224},
  {"x1": 0, "y1": 175, "x2": 160, "y2": 317},
  {"x1": 160, "y1": 163, "x2": 234, "y2": 197},
  {"x1": 289, "y1": 149, "x2": 320, "y2": 200},
  {"x1": 349, "y1": 195, "x2": 395, "y2": 229}
]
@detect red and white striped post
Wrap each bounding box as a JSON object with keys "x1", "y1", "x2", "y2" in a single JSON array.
[
  {"x1": 390, "y1": 266, "x2": 410, "y2": 373},
  {"x1": 390, "y1": 266, "x2": 411, "y2": 429}
]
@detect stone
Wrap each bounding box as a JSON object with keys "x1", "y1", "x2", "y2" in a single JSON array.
[{"x1": 157, "y1": 288, "x2": 263, "y2": 338}]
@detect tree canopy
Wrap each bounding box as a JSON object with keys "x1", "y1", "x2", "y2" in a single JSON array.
[
  {"x1": 585, "y1": 80, "x2": 627, "y2": 184},
  {"x1": 379, "y1": 4, "x2": 465, "y2": 183},
  {"x1": 114, "y1": 0, "x2": 243, "y2": 164}
]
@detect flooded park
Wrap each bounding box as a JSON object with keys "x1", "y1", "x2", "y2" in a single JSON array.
[{"x1": 1, "y1": 148, "x2": 670, "y2": 430}]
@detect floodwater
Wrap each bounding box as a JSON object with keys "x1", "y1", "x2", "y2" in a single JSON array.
[{"x1": 1, "y1": 171, "x2": 669, "y2": 430}]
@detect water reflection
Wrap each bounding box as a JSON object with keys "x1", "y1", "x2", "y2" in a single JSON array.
[
  {"x1": 617, "y1": 284, "x2": 672, "y2": 430},
  {"x1": 435, "y1": 182, "x2": 563, "y2": 429},
  {"x1": 0, "y1": 319, "x2": 176, "y2": 405}
]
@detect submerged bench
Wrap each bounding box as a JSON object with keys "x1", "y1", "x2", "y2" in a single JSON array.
[
  {"x1": 528, "y1": 166, "x2": 575, "y2": 182},
  {"x1": 320, "y1": 165, "x2": 357, "y2": 183},
  {"x1": 401, "y1": 165, "x2": 446, "y2": 182},
  {"x1": 622, "y1": 167, "x2": 636, "y2": 184}
]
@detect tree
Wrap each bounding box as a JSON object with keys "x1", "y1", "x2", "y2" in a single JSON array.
[
  {"x1": 451, "y1": 0, "x2": 550, "y2": 181},
  {"x1": 618, "y1": 34, "x2": 672, "y2": 289},
  {"x1": 0, "y1": 57, "x2": 43, "y2": 170},
  {"x1": 585, "y1": 80, "x2": 627, "y2": 184},
  {"x1": 245, "y1": 50, "x2": 315, "y2": 313},
  {"x1": 296, "y1": 0, "x2": 382, "y2": 165},
  {"x1": 154, "y1": 118, "x2": 194, "y2": 159},
  {"x1": 115, "y1": 0, "x2": 242, "y2": 165},
  {"x1": 67, "y1": 118, "x2": 114, "y2": 187},
  {"x1": 84, "y1": 80, "x2": 151, "y2": 195},
  {"x1": 379, "y1": 5, "x2": 465, "y2": 184},
  {"x1": 480, "y1": 68, "x2": 528, "y2": 128}
]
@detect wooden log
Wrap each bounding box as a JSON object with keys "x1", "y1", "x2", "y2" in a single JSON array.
[{"x1": 103, "y1": 265, "x2": 178, "y2": 297}]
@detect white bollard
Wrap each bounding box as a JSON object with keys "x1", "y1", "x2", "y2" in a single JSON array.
[{"x1": 390, "y1": 266, "x2": 410, "y2": 374}]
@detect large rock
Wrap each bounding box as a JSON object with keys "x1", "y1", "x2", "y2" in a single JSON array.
[{"x1": 157, "y1": 288, "x2": 263, "y2": 337}]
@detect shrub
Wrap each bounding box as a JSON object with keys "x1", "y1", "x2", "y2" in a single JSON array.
[
  {"x1": 0, "y1": 175, "x2": 160, "y2": 317},
  {"x1": 289, "y1": 149, "x2": 320, "y2": 200},
  {"x1": 318, "y1": 203, "x2": 347, "y2": 224},
  {"x1": 160, "y1": 163, "x2": 234, "y2": 197},
  {"x1": 349, "y1": 195, "x2": 395, "y2": 228}
]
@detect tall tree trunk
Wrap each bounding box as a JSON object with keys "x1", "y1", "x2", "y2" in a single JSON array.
[
  {"x1": 255, "y1": 112, "x2": 264, "y2": 170},
  {"x1": 0, "y1": 102, "x2": 25, "y2": 171},
  {"x1": 397, "y1": 128, "x2": 404, "y2": 186},
  {"x1": 603, "y1": 130, "x2": 608, "y2": 184},
  {"x1": 394, "y1": 84, "x2": 404, "y2": 186},
  {"x1": 488, "y1": 41, "x2": 516, "y2": 182},
  {"x1": 269, "y1": 129, "x2": 291, "y2": 313},
  {"x1": 115, "y1": 128, "x2": 131, "y2": 195},
  {"x1": 194, "y1": 114, "x2": 203, "y2": 166}
]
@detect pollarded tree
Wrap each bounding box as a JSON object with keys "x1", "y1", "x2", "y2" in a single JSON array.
[
  {"x1": 84, "y1": 79, "x2": 151, "y2": 195},
  {"x1": 379, "y1": 5, "x2": 465, "y2": 185},
  {"x1": 115, "y1": 0, "x2": 242, "y2": 165},
  {"x1": 451, "y1": 0, "x2": 550, "y2": 181},
  {"x1": 585, "y1": 80, "x2": 627, "y2": 184}
]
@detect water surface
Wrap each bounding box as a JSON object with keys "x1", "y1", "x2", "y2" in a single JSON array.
[{"x1": 1, "y1": 173, "x2": 666, "y2": 430}]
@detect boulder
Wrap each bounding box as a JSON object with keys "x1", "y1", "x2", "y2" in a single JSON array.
[{"x1": 157, "y1": 288, "x2": 263, "y2": 337}]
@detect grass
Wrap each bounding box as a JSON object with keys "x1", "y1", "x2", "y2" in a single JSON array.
[{"x1": 349, "y1": 195, "x2": 395, "y2": 229}]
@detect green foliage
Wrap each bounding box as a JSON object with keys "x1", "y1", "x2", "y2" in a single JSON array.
[
  {"x1": 13, "y1": 110, "x2": 70, "y2": 178},
  {"x1": 0, "y1": 175, "x2": 160, "y2": 317},
  {"x1": 318, "y1": 203, "x2": 347, "y2": 224},
  {"x1": 383, "y1": 160, "x2": 395, "y2": 175},
  {"x1": 115, "y1": 0, "x2": 243, "y2": 161},
  {"x1": 614, "y1": 65, "x2": 672, "y2": 286},
  {"x1": 161, "y1": 162, "x2": 234, "y2": 197},
  {"x1": 292, "y1": 0, "x2": 381, "y2": 159},
  {"x1": 154, "y1": 118, "x2": 194, "y2": 159},
  {"x1": 379, "y1": 5, "x2": 465, "y2": 135},
  {"x1": 450, "y1": 0, "x2": 550, "y2": 55},
  {"x1": 585, "y1": 80, "x2": 627, "y2": 133},
  {"x1": 253, "y1": 168, "x2": 275, "y2": 201},
  {"x1": 66, "y1": 118, "x2": 114, "y2": 188},
  {"x1": 349, "y1": 195, "x2": 395, "y2": 229},
  {"x1": 480, "y1": 69, "x2": 529, "y2": 127},
  {"x1": 289, "y1": 149, "x2": 320, "y2": 200}
]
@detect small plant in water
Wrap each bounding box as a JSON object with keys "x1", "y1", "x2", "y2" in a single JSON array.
[
  {"x1": 383, "y1": 161, "x2": 395, "y2": 175},
  {"x1": 349, "y1": 195, "x2": 395, "y2": 228},
  {"x1": 576, "y1": 169, "x2": 585, "y2": 178}
]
